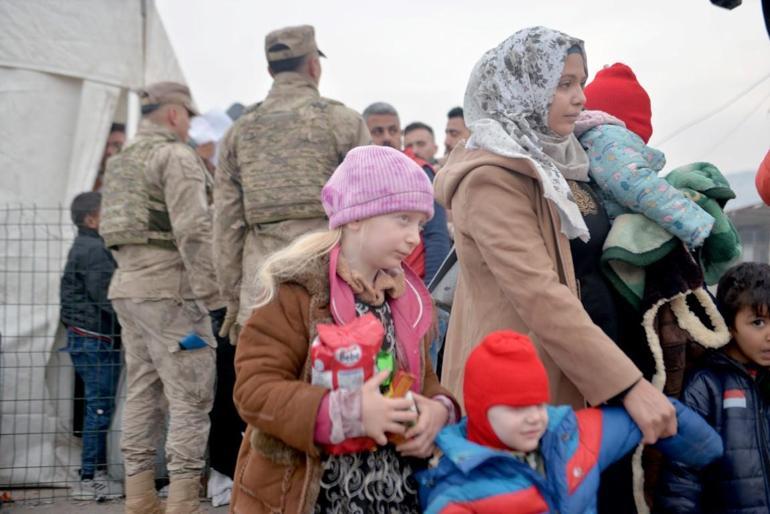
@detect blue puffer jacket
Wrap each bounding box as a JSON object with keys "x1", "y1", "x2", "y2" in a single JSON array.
[
  {"x1": 656, "y1": 351, "x2": 770, "y2": 513},
  {"x1": 574, "y1": 110, "x2": 714, "y2": 249},
  {"x1": 418, "y1": 401, "x2": 722, "y2": 514}
]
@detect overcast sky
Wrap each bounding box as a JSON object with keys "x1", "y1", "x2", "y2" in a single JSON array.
[{"x1": 156, "y1": 0, "x2": 769, "y2": 175}]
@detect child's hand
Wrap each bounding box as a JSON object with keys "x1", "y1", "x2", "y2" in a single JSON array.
[
  {"x1": 362, "y1": 371, "x2": 419, "y2": 445},
  {"x1": 396, "y1": 394, "x2": 449, "y2": 458}
]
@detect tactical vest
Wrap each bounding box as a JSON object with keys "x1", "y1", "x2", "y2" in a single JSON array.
[
  {"x1": 100, "y1": 132, "x2": 177, "y2": 250},
  {"x1": 239, "y1": 97, "x2": 340, "y2": 225}
]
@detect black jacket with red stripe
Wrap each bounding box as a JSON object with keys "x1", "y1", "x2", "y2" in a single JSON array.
[{"x1": 656, "y1": 350, "x2": 770, "y2": 514}]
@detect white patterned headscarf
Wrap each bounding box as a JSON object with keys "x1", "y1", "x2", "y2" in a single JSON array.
[{"x1": 464, "y1": 26, "x2": 591, "y2": 241}]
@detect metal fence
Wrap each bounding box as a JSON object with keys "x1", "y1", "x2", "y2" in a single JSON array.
[{"x1": 0, "y1": 205, "x2": 165, "y2": 506}]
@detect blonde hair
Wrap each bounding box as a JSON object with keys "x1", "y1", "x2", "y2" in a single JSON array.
[{"x1": 252, "y1": 227, "x2": 343, "y2": 309}]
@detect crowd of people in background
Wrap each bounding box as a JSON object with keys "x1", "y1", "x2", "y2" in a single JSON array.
[{"x1": 57, "y1": 21, "x2": 770, "y2": 514}]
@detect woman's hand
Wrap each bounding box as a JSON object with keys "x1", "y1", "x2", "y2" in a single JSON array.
[
  {"x1": 362, "y1": 371, "x2": 419, "y2": 445},
  {"x1": 396, "y1": 393, "x2": 450, "y2": 458},
  {"x1": 623, "y1": 378, "x2": 677, "y2": 444}
]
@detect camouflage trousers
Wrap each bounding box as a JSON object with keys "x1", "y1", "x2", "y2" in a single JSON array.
[
  {"x1": 112, "y1": 298, "x2": 216, "y2": 479},
  {"x1": 237, "y1": 216, "x2": 327, "y2": 325}
]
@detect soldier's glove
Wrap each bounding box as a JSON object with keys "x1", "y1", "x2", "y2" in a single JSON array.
[
  {"x1": 218, "y1": 301, "x2": 241, "y2": 345},
  {"x1": 209, "y1": 307, "x2": 229, "y2": 346}
]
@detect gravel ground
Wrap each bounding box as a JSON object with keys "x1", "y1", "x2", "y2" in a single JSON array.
[{"x1": 0, "y1": 491, "x2": 228, "y2": 513}]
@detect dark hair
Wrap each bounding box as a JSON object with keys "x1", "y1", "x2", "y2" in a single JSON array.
[
  {"x1": 110, "y1": 123, "x2": 126, "y2": 134},
  {"x1": 70, "y1": 192, "x2": 101, "y2": 228},
  {"x1": 267, "y1": 44, "x2": 307, "y2": 74},
  {"x1": 716, "y1": 262, "x2": 770, "y2": 327},
  {"x1": 447, "y1": 106, "x2": 464, "y2": 119},
  {"x1": 404, "y1": 121, "x2": 434, "y2": 137}
]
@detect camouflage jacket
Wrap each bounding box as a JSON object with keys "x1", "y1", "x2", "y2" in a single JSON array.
[
  {"x1": 106, "y1": 120, "x2": 223, "y2": 310},
  {"x1": 214, "y1": 72, "x2": 370, "y2": 305}
]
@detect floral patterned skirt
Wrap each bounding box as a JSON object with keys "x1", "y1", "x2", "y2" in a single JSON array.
[{"x1": 314, "y1": 445, "x2": 425, "y2": 514}]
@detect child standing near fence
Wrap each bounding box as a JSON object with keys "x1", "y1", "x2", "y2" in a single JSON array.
[
  {"x1": 656, "y1": 262, "x2": 770, "y2": 513},
  {"x1": 229, "y1": 145, "x2": 459, "y2": 514},
  {"x1": 418, "y1": 330, "x2": 723, "y2": 513},
  {"x1": 59, "y1": 192, "x2": 123, "y2": 500}
]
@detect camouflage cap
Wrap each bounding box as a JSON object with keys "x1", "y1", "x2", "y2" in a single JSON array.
[
  {"x1": 265, "y1": 25, "x2": 326, "y2": 62},
  {"x1": 139, "y1": 81, "x2": 199, "y2": 116}
]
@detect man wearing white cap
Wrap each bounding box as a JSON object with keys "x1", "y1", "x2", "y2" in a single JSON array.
[{"x1": 189, "y1": 109, "x2": 233, "y2": 175}]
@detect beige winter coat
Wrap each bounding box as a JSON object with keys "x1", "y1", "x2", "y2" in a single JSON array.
[{"x1": 436, "y1": 144, "x2": 642, "y2": 410}]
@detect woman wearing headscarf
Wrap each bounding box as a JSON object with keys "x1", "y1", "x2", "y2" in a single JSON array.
[{"x1": 435, "y1": 26, "x2": 676, "y2": 501}]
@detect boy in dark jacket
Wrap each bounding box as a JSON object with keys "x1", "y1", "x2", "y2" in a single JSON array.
[
  {"x1": 656, "y1": 262, "x2": 770, "y2": 513},
  {"x1": 60, "y1": 192, "x2": 122, "y2": 500},
  {"x1": 418, "y1": 331, "x2": 723, "y2": 514}
]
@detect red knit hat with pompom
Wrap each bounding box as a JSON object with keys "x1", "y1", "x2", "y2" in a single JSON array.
[
  {"x1": 584, "y1": 63, "x2": 653, "y2": 143},
  {"x1": 464, "y1": 330, "x2": 550, "y2": 449}
]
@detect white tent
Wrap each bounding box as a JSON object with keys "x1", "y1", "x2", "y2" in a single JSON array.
[{"x1": 0, "y1": 0, "x2": 187, "y2": 486}]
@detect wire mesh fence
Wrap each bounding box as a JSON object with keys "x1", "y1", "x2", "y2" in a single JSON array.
[{"x1": 0, "y1": 205, "x2": 169, "y2": 507}]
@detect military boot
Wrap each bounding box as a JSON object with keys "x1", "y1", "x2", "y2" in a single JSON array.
[
  {"x1": 124, "y1": 469, "x2": 163, "y2": 514},
  {"x1": 165, "y1": 476, "x2": 204, "y2": 514}
]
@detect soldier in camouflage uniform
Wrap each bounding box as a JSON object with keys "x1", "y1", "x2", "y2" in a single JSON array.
[
  {"x1": 214, "y1": 25, "x2": 370, "y2": 341},
  {"x1": 100, "y1": 82, "x2": 225, "y2": 514}
]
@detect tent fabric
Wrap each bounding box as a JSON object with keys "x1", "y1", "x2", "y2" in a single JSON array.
[
  {"x1": 0, "y1": 0, "x2": 143, "y2": 88},
  {"x1": 0, "y1": 0, "x2": 187, "y2": 487}
]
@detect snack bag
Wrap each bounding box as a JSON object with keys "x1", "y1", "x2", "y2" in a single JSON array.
[
  {"x1": 311, "y1": 313, "x2": 383, "y2": 390},
  {"x1": 311, "y1": 314, "x2": 418, "y2": 454},
  {"x1": 387, "y1": 371, "x2": 418, "y2": 445},
  {"x1": 311, "y1": 313, "x2": 383, "y2": 454}
]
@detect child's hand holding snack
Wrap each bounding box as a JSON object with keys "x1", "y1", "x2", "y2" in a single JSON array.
[{"x1": 396, "y1": 393, "x2": 449, "y2": 458}]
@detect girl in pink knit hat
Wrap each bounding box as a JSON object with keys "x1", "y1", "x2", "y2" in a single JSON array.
[{"x1": 229, "y1": 145, "x2": 460, "y2": 514}]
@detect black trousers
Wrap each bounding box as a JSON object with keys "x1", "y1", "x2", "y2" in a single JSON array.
[{"x1": 208, "y1": 341, "x2": 246, "y2": 478}]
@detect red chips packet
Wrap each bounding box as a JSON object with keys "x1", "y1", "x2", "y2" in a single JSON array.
[
  {"x1": 311, "y1": 313, "x2": 384, "y2": 390},
  {"x1": 311, "y1": 313, "x2": 383, "y2": 454},
  {"x1": 311, "y1": 313, "x2": 418, "y2": 454}
]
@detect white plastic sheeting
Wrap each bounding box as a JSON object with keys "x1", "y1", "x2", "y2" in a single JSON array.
[{"x1": 0, "y1": 0, "x2": 187, "y2": 486}]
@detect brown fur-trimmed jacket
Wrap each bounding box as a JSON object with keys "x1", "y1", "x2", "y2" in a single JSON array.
[{"x1": 229, "y1": 252, "x2": 456, "y2": 514}]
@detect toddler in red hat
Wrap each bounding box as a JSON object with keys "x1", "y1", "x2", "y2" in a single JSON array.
[
  {"x1": 574, "y1": 63, "x2": 715, "y2": 249},
  {"x1": 418, "y1": 330, "x2": 723, "y2": 513}
]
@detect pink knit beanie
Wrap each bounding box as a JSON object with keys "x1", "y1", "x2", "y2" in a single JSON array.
[{"x1": 322, "y1": 145, "x2": 435, "y2": 229}]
